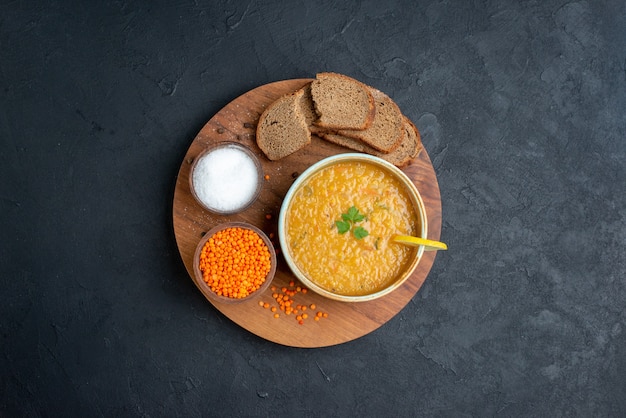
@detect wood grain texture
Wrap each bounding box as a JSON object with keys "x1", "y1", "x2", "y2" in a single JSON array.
[{"x1": 173, "y1": 79, "x2": 442, "y2": 347}]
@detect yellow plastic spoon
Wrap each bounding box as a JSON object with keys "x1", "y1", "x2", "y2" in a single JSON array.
[{"x1": 392, "y1": 235, "x2": 448, "y2": 251}]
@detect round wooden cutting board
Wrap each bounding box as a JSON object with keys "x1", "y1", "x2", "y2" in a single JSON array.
[{"x1": 173, "y1": 79, "x2": 442, "y2": 348}]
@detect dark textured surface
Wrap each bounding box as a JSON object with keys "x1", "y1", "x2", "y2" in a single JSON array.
[{"x1": 1, "y1": 0, "x2": 625, "y2": 416}]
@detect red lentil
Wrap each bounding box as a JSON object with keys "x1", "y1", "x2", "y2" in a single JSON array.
[
  {"x1": 198, "y1": 227, "x2": 271, "y2": 299},
  {"x1": 257, "y1": 280, "x2": 329, "y2": 324}
]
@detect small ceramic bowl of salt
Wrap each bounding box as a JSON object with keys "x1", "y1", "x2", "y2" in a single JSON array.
[{"x1": 190, "y1": 142, "x2": 263, "y2": 215}]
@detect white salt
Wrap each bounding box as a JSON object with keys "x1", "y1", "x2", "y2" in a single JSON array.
[{"x1": 192, "y1": 145, "x2": 260, "y2": 213}]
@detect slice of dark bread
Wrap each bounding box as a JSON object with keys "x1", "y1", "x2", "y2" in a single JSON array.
[
  {"x1": 310, "y1": 72, "x2": 375, "y2": 131},
  {"x1": 336, "y1": 88, "x2": 404, "y2": 153},
  {"x1": 319, "y1": 116, "x2": 422, "y2": 167},
  {"x1": 256, "y1": 89, "x2": 311, "y2": 160}
]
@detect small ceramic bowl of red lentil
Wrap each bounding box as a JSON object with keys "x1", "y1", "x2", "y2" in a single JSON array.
[{"x1": 192, "y1": 222, "x2": 276, "y2": 304}]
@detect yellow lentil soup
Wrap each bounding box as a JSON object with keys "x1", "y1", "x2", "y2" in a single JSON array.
[{"x1": 285, "y1": 160, "x2": 420, "y2": 296}]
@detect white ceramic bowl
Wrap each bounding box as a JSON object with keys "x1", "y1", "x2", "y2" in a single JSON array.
[{"x1": 278, "y1": 153, "x2": 427, "y2": 302}]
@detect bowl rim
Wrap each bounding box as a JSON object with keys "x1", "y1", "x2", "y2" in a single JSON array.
[
  {"x1": 189, "y1": 141, "x2": 263, "y2": 215},
  {"x1": 192, "y1": 221, "x2": 277, "y2": 304},
  {"x1": 278, "y1": 153, "x2": 427, "y2": 302}
]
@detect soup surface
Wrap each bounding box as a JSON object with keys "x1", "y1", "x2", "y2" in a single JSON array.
[{"x1": 286, "y1": 161, "x2": 419, "y2": 296}]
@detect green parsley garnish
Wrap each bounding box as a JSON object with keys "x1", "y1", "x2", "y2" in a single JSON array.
[
  {"x1": 353, "y1": 226, "x2": 369, "y2": 240},
  {"x1": 336, "y1": 220, "x2": 351, "y2": 234},
  {"x1": 335, "y1": 206, "x2": 369, "y2": 240}
]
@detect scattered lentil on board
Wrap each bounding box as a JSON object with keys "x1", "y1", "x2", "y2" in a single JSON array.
[{"x1": 259, "y1": 282, "x2": 328, "y2": 324}]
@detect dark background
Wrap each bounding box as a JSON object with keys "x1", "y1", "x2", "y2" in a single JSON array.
[{"x1": 2, "y1": 1, "x2": 625, "y2": 416}]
